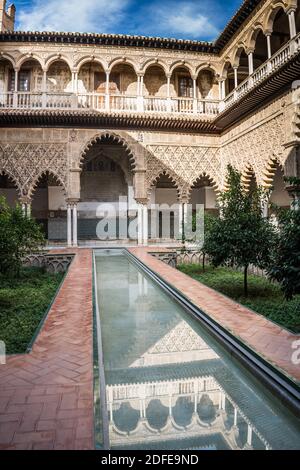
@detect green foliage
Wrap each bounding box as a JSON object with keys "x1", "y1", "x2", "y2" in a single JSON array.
[
  {"x1": 0, "y1": 196, "x2": 45, "y2": 277},
  {"x1": 203, "y1": 165, "x2": 277, "y2": 296},
  {"x1": 0, "y1": 267, "x2": 64, "y2": 353},
  {"x1": 178, "y1": 265, "x2": 300, "y2": 333},
  {"x1": 267, "y1": 205, "x2": 300, "y2": 300}
]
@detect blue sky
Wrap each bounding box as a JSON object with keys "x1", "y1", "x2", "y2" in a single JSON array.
[{"x1": 12, "y1": 0, "x2": 242, "y2": 41}]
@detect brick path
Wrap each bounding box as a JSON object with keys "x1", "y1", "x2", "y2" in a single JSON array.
[
  {"x1": 0, "y1": 249, "x2": 94, "y2": 450},
  {"x1": 130, "y1": 248, "x2": 300, "y2": 383}
]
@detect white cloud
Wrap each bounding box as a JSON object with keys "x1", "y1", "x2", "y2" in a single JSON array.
[
  {"x1": 17, "y1": 0, "x2": 129, "y2": 33},
  {"x1": 157, "y1": 4, "x2": 219, "y2": 39}
]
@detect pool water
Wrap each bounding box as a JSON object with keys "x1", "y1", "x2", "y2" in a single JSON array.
[{"x1": 95, "y1": 250, "x2": 300, "y2": 450}]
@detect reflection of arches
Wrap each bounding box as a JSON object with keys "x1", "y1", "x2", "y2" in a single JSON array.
[
  {"x1": 197, "y1": 394, "x2": 216, "y2": 423},
  {"x1": 113, "y1": 402, "x2": 140, "y2": 433},
  {"x1": 173, "y1": 396, "x2": 194, "y2": 427},
  {"x1": 146, "y1": 399, "x2": 169, "y2": 430},
  {"x1": 0, "y1": 171, "x2": 19, "y2": 207}
]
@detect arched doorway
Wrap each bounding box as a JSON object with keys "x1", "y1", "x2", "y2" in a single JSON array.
[
  {"x1": 30, "y1": 172, "x2": 66, "y2": 241},
  {"x1": 79, "y1": 136, "x2": 135, "y2": 241},
  {"x1": 149, "y1": 173, "x2": 179, "y2": 240},
  {"x1": 190, "y1": 175, "x2": 218, "y2": 215}
]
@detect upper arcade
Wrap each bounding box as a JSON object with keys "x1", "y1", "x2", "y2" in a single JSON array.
[{"x1": 0, "y1": 0, "x2": 300, "y2": 128}]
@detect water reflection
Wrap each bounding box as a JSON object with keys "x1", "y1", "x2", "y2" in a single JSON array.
[{"x1": 96, "y1": 251, "x2": 300, "y2": 450}]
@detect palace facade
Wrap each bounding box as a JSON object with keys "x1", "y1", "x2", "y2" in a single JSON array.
[{"x1": 0, "y1": 0, "x2": 300, "y2": 245}]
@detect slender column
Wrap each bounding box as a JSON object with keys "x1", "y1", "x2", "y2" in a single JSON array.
[
  {"x1": 193, "y1": 77, "x2": 197, "y2": 113},
  {"x1": 166, "y1": 73, "x2": 172, "y2": 112},
  {"x1": 142, "y1": 204, "x2": 148, "y2": 246},
  {"x1": 72, "y1": 203, "x2": 78, "y2": 247},
  {"x1": 247, "y1": 425, "x2": 253, "y2": 447},
  {"x1": 288, "y1": 10, "x2": 297, "y2": 39},
  {"x1": 266, "y1": 33, "x2": 272, "y2": 59},
  {"x1": 234, "y1": 407, "x2": 238, "y2": 426},
  {"x1": 183, "y1": 202, "x2": 188, "y2": 241},
  {"x1": 218, "y1": 80, "x2": 222, "y2": 100},
  {"x1": 233, "y1": 66, "x2": 238, "y2": 88},
  {"x1": 13, "y1": 69, "x2": 18, "y2": 107},
  {"x1": 137, "y1": 74, "x2": 144, "y2": 112},
  {"x1": 178, "y1": 203, "x2": 183, "y2": 240},
  {"x1": 137, "y1": 204, "x2": 143, "y2": 245},
  {"x1": 248, "y1": 52, "x2": 254, "y2": 75},
  {"x1": 262, "y1": 199, "x2": 269, "y2": 218},
  {"x1": 42, "y1": 70, "x2": 47, "y2": 107},
  {"x1": 221, "y1": 80, "x2": 226, "y2": 99},
  {"x1": 67, "y1": 204, "x2": 72, "y2": 247},
  {"x1": 74, "y1": 71, "x2": 78, "y2": 94},
  {"x1": 105, "y1": 70, "x2": 110, "y2": 111},
  {"x1": 26, "y1": 203, "x2": 31, "y2": 218},
  {"x1": 168, "y1": 395, "x2": 172, "y2": 417}
]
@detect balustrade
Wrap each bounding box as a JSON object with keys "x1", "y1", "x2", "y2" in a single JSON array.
[{"x1": 1, "y1": 32, "x2": 299, "y2": 117}]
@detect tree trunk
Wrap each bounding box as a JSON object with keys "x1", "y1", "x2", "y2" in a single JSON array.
[
  {"x1": 244, "y1": 266, "x2": 248, "y2": 297},
  {"x1": 202, "y1": 253, "x2": 205, "y2": 272}
]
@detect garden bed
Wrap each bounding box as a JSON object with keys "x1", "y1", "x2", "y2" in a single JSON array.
[
  {"x1": 178, "y1": 265, "x2": 300, "y2": 333},
  {"x1": 0, "y1": 267, "x2": 64, "y2": 354}
]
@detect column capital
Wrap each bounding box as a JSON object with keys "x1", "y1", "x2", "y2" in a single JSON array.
[
  {"x1": 66, "y1": 198, "x2": 80, "y2": 206},
  {"x1": 19, "y1": 196, "x2": 32, "y2": 205},
  {"x1": 135, "y1": 198, "x2": 148, "y2": 205}
]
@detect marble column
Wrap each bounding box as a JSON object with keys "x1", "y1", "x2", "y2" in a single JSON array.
[
  {"x1": 67, "y1": 204, "x2": 72, "y2": 247},
  {"x1": 72, "y1": 203, "x2": 78, "y2": 247}
]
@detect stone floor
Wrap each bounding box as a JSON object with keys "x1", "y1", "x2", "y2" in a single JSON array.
[
  {"x1": 1, "y1": 246, "x2": 299, "y2": 450},
  {"x1": 130, "y1": 248, "x2": 300, "y2": 383},
  {"x1": 0, "y1": 249, "x2": 93, "y2": 450}
]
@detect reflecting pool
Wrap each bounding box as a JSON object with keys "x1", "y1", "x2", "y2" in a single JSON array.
[{"x1": 95, "y1": 250, "x2": 300, "y2": 450}]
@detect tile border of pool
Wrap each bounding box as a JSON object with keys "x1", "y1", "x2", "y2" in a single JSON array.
[{"x1": 124, "y1": 249, "x2": 300, "y2": 417}]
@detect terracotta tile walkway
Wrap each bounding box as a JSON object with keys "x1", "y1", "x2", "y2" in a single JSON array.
[
  {"x1": 0, "y1": 249, "x2": 94, "y2": 450},
  {"x1": 129, "y1": 248, "x2": 300, "y2": 383}
]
